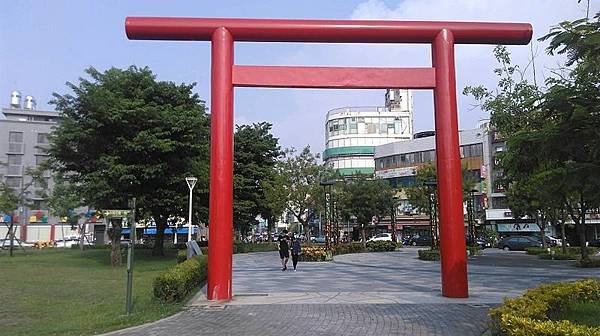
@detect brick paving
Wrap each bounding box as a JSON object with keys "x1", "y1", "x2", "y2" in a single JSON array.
[
  {"x1": 107, "y1": 303, "x2": 493, "y2": 336},
  {"x1": 104, "y1": 248, "x2": 600, "y2": 336}
]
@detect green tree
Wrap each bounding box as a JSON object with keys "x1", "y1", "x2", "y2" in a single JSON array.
[
  {"x1": 49, "y1": 66, "x2": 210, "y2": 262},
  {"x1": 277, "y1": 147, "x2": 325, "y2": 242},
  {"x1": 404, "y1": 164, "x2": 478, "y2": 247},
  {"x1": 261, "y1": 171, "x2": 288, "y2": 242},
  {"x1": 338, "y1": 175, "x2": 395, "y2": 247},
  {"x1": 46, "y1": 173, "x2": 82, "y2": 249},
  {"x1": 233, "y1": 122, "x2": 281, "y2": 239},
  {"x1": 0, "y1": 164, "x2": 48, "y2": 256}
]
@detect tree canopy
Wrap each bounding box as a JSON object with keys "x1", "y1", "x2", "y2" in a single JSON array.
[
  {"x1": 233, "y1": 122, "x2": 281, "y2": 237},
  {"x1": 49, "y1": 66, "x2": 210, "y2": 259}
]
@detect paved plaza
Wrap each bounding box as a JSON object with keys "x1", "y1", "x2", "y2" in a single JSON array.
[{"x1": 106, "y1": 248, "x2": 600, "y2": 336}]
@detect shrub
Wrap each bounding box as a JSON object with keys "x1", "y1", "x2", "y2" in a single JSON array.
[
  {"x1": 526, "y1": 247, "x2": 550, "y2": 255},
  {"x1": 418, "y1": 249, "x2": 440, "y2": 261},
  {"x1": 332, "y1": 242, "x2": 365, "y2": 255},
  {"x1": 577, "y1": 258, "x2": 600, "y2": 268},
  {"x1": 233, "y1": 242, "x2": 278, "y2": 254},
  {"x1": 528, "y1": 247, "x2": 599, "y2": 255},
  {"x1": 366, "y1": 241, "x2": 397, "y2": 252},
  {"x1": 153, "y1": 255, "x2": 208, "y2": 302},
  {"x1": 298, "y1": 246, "x2": 330, "y2": 262},
  {"x1": 467, "y1": 246, "x2": 482, "y2": 256},
  {"x1": 489, "y1": 279, "x2": 600, "y2": 335},
  {"x1": 538, "y1": 252, "x2": 577, "y2": 260},
  {"x1": 176, "y1": 250, "x2": 187, "y2": 263}
]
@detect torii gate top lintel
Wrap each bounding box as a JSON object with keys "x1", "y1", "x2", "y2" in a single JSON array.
[{"x1": 125, "y1": 17, "x2": 532, "y2": 45}]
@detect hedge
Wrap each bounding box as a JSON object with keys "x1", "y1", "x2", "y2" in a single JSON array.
[
  {"x1": 233, "y1": 242, "x2": 279, "y2": 254},
  {"x1": 527, "y1": 247, "x2": 599, "y2": 256},
  {"x1": 577, "y1": 258, "x2": 600, "y2": 268},
  {"x1": 333, "y1": 242, "x2": 365, "y2": 255},
  {"x1": 153, "y1": 255, "x2": 208, "y2": 302},
  {"x1": 298, "y1": 246, "x2": 331, "y2": 262},
  {"x1": 538, "y1": 253, "x2": 578, "y2": 260},
  {"x1": 366, "y1": 241, "x2": 397, "y2": 252},
  {"x1": 489, "y1": 279, "x2": 600, "y2": 336},
  {"x1": 418, "y1": 249, "x2": 440, "y2": 261}
]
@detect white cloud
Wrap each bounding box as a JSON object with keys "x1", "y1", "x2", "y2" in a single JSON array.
[{"x1": 271, "y1": 0, "x2": 598, "y2": 153}]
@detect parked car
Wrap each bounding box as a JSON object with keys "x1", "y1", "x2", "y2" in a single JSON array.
[
  {"x1": 531, "y1": 235, "x2": 558, "y2": 247},
  {"x1": 588, "y1": 238, "x2": 600, "y2": 247},
  {"x1": 498, "y1": 236, "x2": 542, "y2": 251},
  {"x1": 409, "y1": 235, "x2": 432, "y2": 246},
  {"x1": 466, "y1": 237, "x2": 491, "y2": 249},
  {"x1": 367, "y1": 233, "x2": 393, "y2": 242}
]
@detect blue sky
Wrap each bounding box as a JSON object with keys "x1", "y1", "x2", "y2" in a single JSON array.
[{"x1": 1, "y1": 0, "x2": 598, "y2": 152}]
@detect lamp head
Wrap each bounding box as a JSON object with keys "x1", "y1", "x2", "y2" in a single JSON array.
[{"x1": 186, "y1": 177, "x2": 198, "y2": 189}]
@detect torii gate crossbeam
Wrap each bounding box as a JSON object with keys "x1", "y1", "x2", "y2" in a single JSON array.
[{"x1": 125, "y1": 17, "x2": 532, "y2": 301}]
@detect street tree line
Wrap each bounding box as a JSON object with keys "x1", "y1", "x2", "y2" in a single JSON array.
[
  {"x1": 464, "y1": 12, "x2": 600, "y2": 261},
  {"x1": 3, "y1": 65, "x2": 396, "y2": 263}
]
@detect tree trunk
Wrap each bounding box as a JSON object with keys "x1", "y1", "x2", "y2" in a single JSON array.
[
  {"x1": 153, "y1": 215, "x2": 167, "y2": 256},
  {"x1": 110, "y1": 218, "x2": 122, "y2": 266},
  {"x1": 566, "y1": 201, "x2": 589, "y2": 262},
  {"x1": 267, "y1": 216, "x2": 273, "y2": 243},
  {"x1": 79, "y1": 220, "x2": 86, "y2": 252},
  {"x1": 300, "y1": 219, "x2": 311, "y2": 246},
  {"x1": 539, "y1": 213, "x2": 547, "y2": 249},
  {"x1": 561, "y1": 219, "x2": 567, "y2": 255},
  {"x1": 361, "y1": 225, "x2": 366, "y2": 248},
  {"x1": 9, "y1": 218, "x2": 14, "y2": 257}
]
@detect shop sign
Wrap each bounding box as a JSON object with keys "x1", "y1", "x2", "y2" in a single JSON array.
[{"x1": 375, "y1": 166, "x2": 417, "y2": 179}]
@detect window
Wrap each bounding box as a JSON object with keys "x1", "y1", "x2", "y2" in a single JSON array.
[
  {"x1": 37, "y1": 133, "x2": 49, "y2": 144},
  {"x1": 7, "y1": 155, "x2": 22, "y2": 165},
  {"x1": 36, "y1": 156, "x2": 48, "y2": 165},
  {"x1": 6, "y1": 177, "x2": 22, "y2": 188},
  {"x1": 9, "y1": 131, "x2": 23, "y2": 143}
]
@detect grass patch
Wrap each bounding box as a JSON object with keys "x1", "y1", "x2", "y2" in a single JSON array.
[
  {"x1": 0, "y1": 248, "x2": 185, "y2": 336},
  {"x1": 554, "y1": 301, "x2": 600, "y2": 327}
]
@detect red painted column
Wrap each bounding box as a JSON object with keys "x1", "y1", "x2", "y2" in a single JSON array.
[
  {"x1": 21, "y1": 225, "x2": 27, "y2": 242},
  {"x1": 432, "y1": 29, "x2": 468, "y2": 298},
  {"x1": 207, "y1": 27, "x2": 234, "y2": 301}
]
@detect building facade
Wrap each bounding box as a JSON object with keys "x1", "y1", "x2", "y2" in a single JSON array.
[
  {"x1": 0, "y1": 91, "x2": 89, "y2": 243},
  {"x1": 323, "y1": 89, "x2": 413, "y2": 175},
  {"x1": 374, "y1": 127, "x2": 486, "y2": 237}
]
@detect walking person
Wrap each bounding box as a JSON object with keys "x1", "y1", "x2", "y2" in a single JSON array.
[
  {"x1": 278, "y1": 230, "x2": 290, "y2": 271},
  {"x1": 291, "y1": 234, "x2": 301, "y2": 271}
]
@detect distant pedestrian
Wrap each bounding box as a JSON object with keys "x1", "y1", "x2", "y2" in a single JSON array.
[
  {"x1": 291, "y1": 235, "x2": 301, "y2": 271},
  {"x1": 278, "y1": 230, "x2": 290, "y2": 271}
]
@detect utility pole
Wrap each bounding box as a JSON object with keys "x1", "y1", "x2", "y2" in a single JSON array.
[{"x1": 125, "y1": 197, "x2": 136, "y2": 315}]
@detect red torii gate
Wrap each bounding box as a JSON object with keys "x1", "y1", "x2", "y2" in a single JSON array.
[{"x1": 125, "y1": 17, "x2": 532, "y2": 301}]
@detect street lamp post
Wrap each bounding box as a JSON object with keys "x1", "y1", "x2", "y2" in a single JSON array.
[
  {"x1": 320, "y1": 179, "x2": 334, "y2": 251},
  {"x1": 468, "y1": 189, "x2": 478, "y2": 248},
  {"x1": 391, "y1": 196, "x2": 399, "y2": 243},
  {"x1": 186, "y1": 177, "x2": 198, "y2": 242},
  {"x1": 424, "y1": 181, "x2": 438, "y2": 249}
]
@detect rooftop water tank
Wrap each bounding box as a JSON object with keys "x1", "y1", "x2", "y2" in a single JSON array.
[
  {"x1": 10, "y1": 90, "x2": 21, "y2": 108},
  {"x1": 24, "y1": 95, "x2": 36, "y2": 110}
]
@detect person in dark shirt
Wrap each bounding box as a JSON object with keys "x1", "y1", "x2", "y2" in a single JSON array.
[
  {"x1": 291, "y1": 234, "x2": 301, "y2": 271},
  {"x1": 278, "y1": 230, "x2": 290, "y2": 271}
]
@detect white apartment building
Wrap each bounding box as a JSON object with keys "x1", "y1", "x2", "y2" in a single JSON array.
[{"x1": 323, "y1": 89, "x2": 413, "y2": 175}]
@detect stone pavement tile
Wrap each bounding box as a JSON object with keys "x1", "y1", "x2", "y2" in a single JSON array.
[{"x1": 104, "y1": 304, "x2": 493, "y2": 336}]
